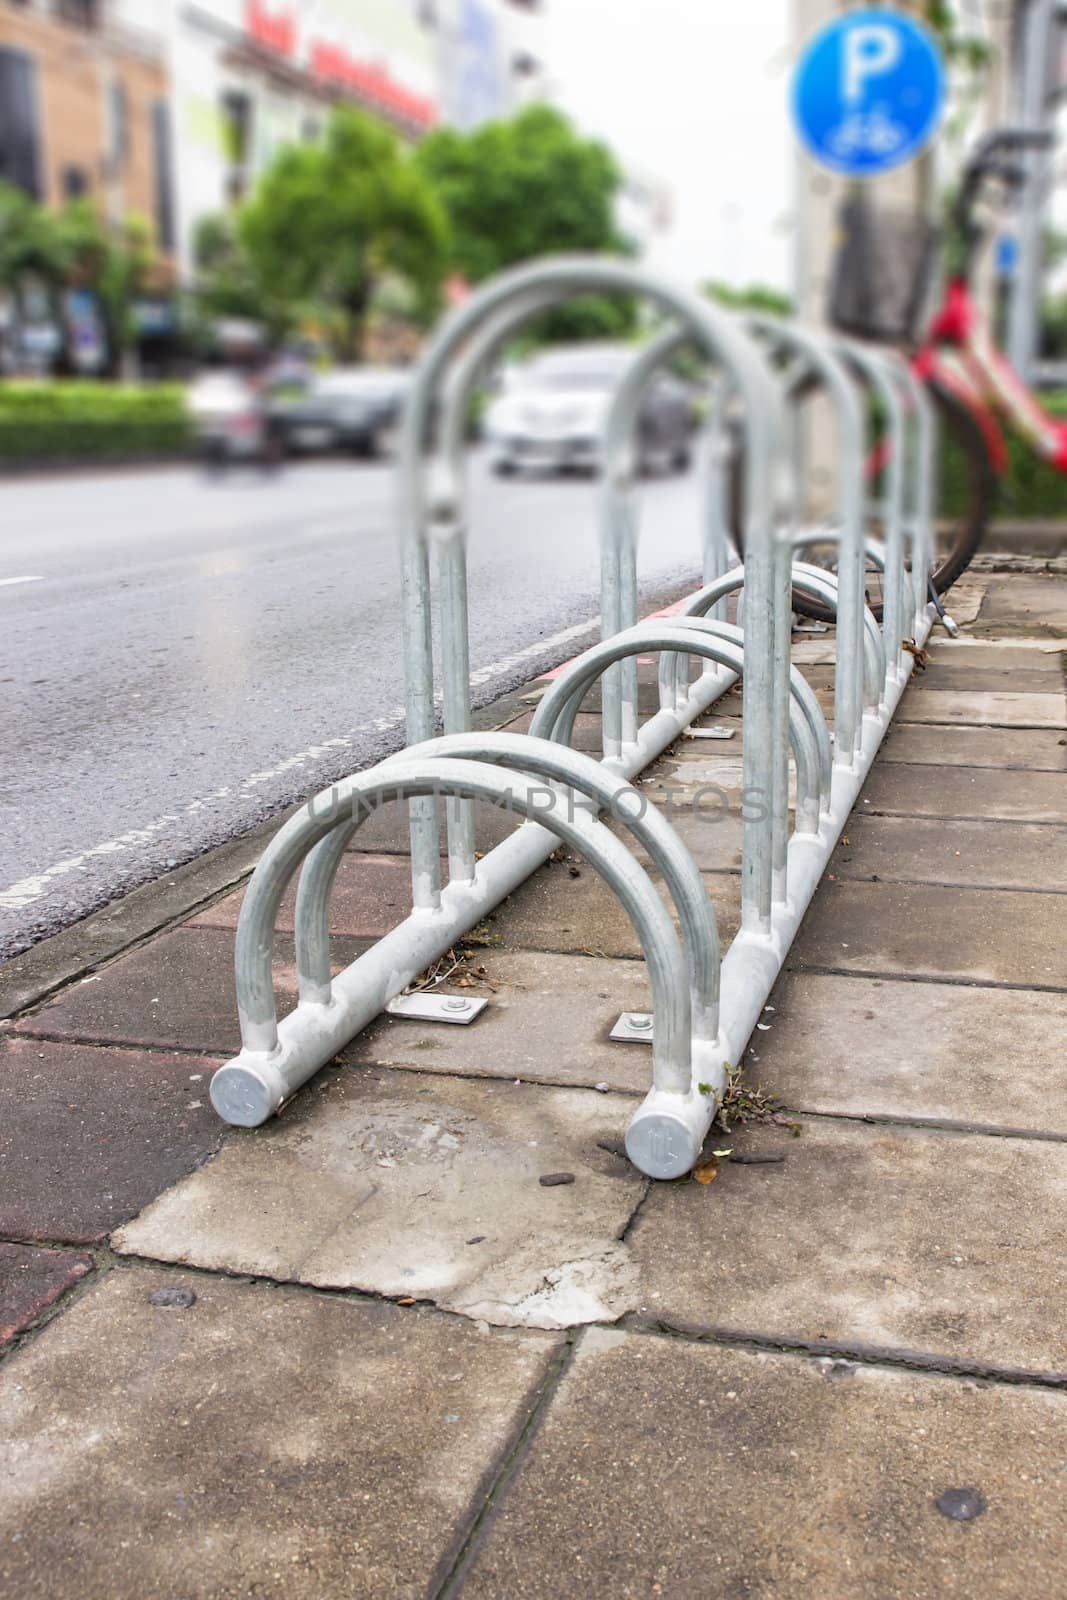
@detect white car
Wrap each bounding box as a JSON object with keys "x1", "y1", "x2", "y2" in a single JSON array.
[{"x1": 484, "y1": 343, "x2": 693, "y2": 478}]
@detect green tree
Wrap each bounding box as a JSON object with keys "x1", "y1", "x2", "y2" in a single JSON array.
[
  {"x1": 239, "y1": 107, "x2": 449, "y2": 357},
  {"x1": 193, "y1": 212, "x2": 270, "y2": 325},
  {"x1": 415, "y1": 104, "x2": 634, "y2": 342},
  {"x1": 0, "y1": 181, "x2": 63, "y2": 289},
  {"x1": 55, "y1": 200, "x2": 154, "y2": 376}
]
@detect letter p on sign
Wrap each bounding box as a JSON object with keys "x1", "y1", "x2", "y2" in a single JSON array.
[{"x1": 844, "y1": 23, "x2": 901, "y2": 104}]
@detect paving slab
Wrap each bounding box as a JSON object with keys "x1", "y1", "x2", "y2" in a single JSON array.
[
  {"x1": 935, "y1": 637, "x2": 1065, "y2": 656},
  {"x1": 343, "y1": 794, "x2": 523, "y2": 855},
  {"x1": 0, "y1": 1243, "x2": 92, "y2": 1346},
  {"x1": 114, "y1": 1068, "x2": 646, "y2": 1330},
  {"x1": 792, "y1": 879, "x2": 1067, "y2": 987},
  {"x1": 896, "y1": 688, "x2": 1066, "y2": 728},
  {"x1": 345, "y1": 949, "x2": 653, "y2": 1095},
  {"x1": 498, "y1": 708, "x2": 607, "y2": 754},
  {"x1": 0, "y1": 1265, "x2": 558, "y2": 1600},
  {"x1": 631, "y1": 1117, "x2": 1067, "y2": 1372},
  {"x1": 620, "y1": 801, "x2": 744, "y2": 872},
  {"x1": 484, "y1": 856, "x2": 741, "y2": 959},
  {"x1": 749, "y1": 971, "x2": 1067, "y2": 1132},
  {"x1": 831, "y1": 815, "x2": 1067, "y2": 891},
  {"x1": 11, "y1": 925, "x2": 365, "y2": 1058},
  {"x1": 878, "y1": 721, "x2": 1067, "y2": 769},
  {"x1": 913, "y1": 660, "x2": 1064, "y2": 692},
  {"x1": 940, "y1": 574, "x2": 989, "y2": 625},
  {"x1": 859, "y1": 763, "x2": 1067, "y2": 822},
  {"x1": 460, "y1": 1326, "x2": 1067, "y2": 1600},
  {"x1": 192, "y1": 850, "x2": 432, "y2": 935},
  {"x1": 0, "y1": 1036, "x2": 223, "y2": 1242}
]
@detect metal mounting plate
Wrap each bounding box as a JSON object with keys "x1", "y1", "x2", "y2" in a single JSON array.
[
  {"x1": 385, "y1": 991, "x2": 489, "y2": 1025},
  {"x1": 610, "y1": 1011, "x2": 656, "y2": 1043},
  {"x1": 684, "y1": 725, "x2": 736, "y2": 740}
]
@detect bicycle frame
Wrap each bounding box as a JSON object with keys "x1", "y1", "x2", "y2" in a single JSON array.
[{"x1": 916, "y1": 273, "x2": 1067, "y2": 475}]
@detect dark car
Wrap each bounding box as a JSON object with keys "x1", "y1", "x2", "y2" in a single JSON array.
[
  {"x1": 274, "y1": 368, "x2": 411, "y2": 458},
  {"x1": 483, "y1": 343, "x2": 694, "y2": 477}
]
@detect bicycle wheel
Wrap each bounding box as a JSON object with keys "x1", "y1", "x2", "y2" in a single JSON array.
[{"x1": 731, "y1": 379, "x2": 998, "y2": 624}]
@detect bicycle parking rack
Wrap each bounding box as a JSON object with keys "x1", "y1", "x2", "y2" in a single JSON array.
[{"x1": 210, "y1": 254, "x2": 938, "y2": 1180}]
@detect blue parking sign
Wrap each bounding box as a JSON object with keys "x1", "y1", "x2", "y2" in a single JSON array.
[{"x1": 792, "y1": 10, "x2": 946, "y2": 177}]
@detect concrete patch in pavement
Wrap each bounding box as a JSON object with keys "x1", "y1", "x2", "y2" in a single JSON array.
[
  {"x1": 459, "y1": 1327, "x2": 1067, "y2": 1600},
  {"x1": 344, "y1": 949, "x2": 654, "y2": 1094},
  {"x1": 792, "y1": 879, "x2": 1067, "y2": 988},
  {"x1": 831, "y1": 815, "x2": 1067, "y2": 891},
  {"x1": 971, "y1": 574, "x2": 1067, "y2": 637},
  {"x1": 0, "y1": 1242, "x2": 92, "y2": 1346},
  {"x1": 0, "y1": 1266, "x2": 558, "y2": 1600},
  {"x1": 113, "y1": 1069, "x2": 646, "y2": 1331},
  {"x1": 0, "y1": 1036, "x2": 223, "y2": 1242},
  {"x1": 748, "y1": 971, "x2": 1067, "y2": 1133},
  {"x1": 630, "y1": 1117, "x2": 1067, "y2": 1373},
  {"x1": 859, "y1": 763, "x2": 1067, "y2": 822}
]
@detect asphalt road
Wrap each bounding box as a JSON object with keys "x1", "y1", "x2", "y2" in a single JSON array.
[{"x1": 1, "y1": 453, "x2": 709, "y2": 959}]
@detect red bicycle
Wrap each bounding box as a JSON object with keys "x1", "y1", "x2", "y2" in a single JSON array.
[{"x1": 739, "y1": 126, "x2": 1060, "y2": 622}]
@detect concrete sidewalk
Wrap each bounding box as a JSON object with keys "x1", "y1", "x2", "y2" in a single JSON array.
[{"x1": 1, "y1": 569, "x2": 1066, "y2": 1598}]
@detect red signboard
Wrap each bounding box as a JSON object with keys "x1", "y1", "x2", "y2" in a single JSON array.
[
  {"x1": 245, "y1": 0, "x2": 296, "y2": 57},
  {"x1": 309, "y1": 41, "x2": 437, "y2": 130},
  {"x1": 244, "y1": 0, "x2": 437, "y2": 131}
]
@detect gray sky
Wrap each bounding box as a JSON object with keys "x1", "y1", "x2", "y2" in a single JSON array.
[{"x1": 544, "y1": 0, "x2": 795, "y2": 292}]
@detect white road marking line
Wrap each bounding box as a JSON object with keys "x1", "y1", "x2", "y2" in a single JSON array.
[
  {"x1": 0, "y1": 613, "x2": 604, "y2": 914},
  {"x1": 0, "y1": 575, "x2": 44, "y2": 588},
  {"x1": 468, "y1": 615, "x2": 598, "y2": 687}
]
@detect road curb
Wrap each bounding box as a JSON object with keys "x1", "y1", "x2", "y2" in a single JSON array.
[{"x1": 0, "y1": 675, "x2": 557, "y2": 1024}]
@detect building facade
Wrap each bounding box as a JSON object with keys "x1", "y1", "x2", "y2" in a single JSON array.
[{"x1": 0, "y1": 0, "x2": 174, "y2": 248}]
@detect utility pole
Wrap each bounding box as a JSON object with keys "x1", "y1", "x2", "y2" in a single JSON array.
[{"x1": 1006, "y1": 0, "x2": 1059, "y2": 378}]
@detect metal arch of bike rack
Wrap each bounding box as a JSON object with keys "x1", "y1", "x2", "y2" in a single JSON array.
[
  {"x1": 529, "y1": 620, "x2": 828, "y2": 839},
  {"x1": 658, "y1": 613, "x2": 835, "y2": 809},
  {"x1": 833, "y1": 339, "x2": 911, "y2": 681},
  {"x1": 789, "y1": 564, "x2": 888, "y2": 707},
  {"x1": 428, "y1": 283, "x2": 586, "y2": 885},
  {"x1": 687, "y1": 315, "x2": 885, "y2": 755},
  {"x1": 210, "y1": 760, "x2": 699, "y2": 1148},
  {"x1": 740, "y1": 326, "x2": 937, "y2": 691},
  {"x1": 745, "y1": 316, "x2": 869, "y2": 766},
  {"x1": 394, "y1": 256, "x2": 790, "y2": 933},
  {"x1": 597, "y1": 321, "x2": 738, "y2": 759},
  {"x1": 888, "y1": 357, "x2": 939, "y2": 634},
  {"x1": 661, "y1": 569, "x2": 886, "y2": 721},
  {"x1": 292, "y1": 731, "x2": 724, "y2": 1065}
]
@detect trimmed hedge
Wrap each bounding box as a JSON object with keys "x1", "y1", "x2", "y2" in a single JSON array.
[
  {"x1": 941, "y1": 390, "x2": 1067, "y2": 521},
  {"x1": 0, "y1": 382, "x2": 193, "y2": 465}
]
